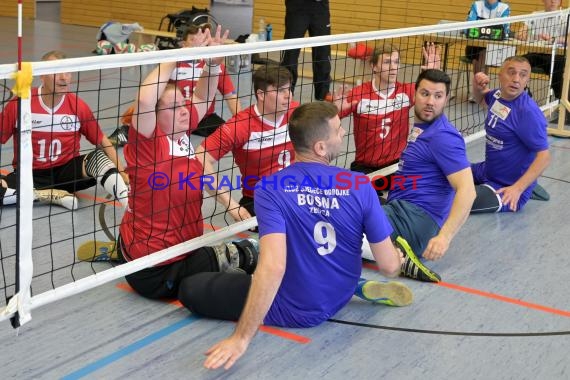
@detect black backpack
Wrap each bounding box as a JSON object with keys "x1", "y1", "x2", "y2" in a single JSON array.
[{"x1": 156, "y1": 7, "x2": 217, "y2": 50}]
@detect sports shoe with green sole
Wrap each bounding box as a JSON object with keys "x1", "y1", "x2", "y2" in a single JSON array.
[
  {"x1": 396, "y1": 236, "x2": 441, "y2": 283},
  {"x1": 354, "y1": 278, "x2": 413, "y2": 306}
]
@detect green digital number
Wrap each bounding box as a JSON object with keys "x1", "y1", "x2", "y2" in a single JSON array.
[
  {"x1": 493, "y1": 28, "x2": 502, "y2": 39},
  {"x1": 468, "y1": 28, "x2": 480, "y2": 38}
]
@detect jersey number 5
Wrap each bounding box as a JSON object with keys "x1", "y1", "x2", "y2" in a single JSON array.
[
  {"x1": 314, "y1": 221, "x2": 337, "y2": 255},
  {"x1": 379, "y1": 118, "x2": 391, "y2": 139}
]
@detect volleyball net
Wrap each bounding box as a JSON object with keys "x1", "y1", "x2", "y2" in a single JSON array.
[{"x1": 0, "y1": 10, "x2": 568, "y2": 328}]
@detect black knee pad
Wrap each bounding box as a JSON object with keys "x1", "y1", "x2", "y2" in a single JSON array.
[
  {"x1": 472, "y1": 184, "x2": 501, "y2": 214},
  {"x1": 233, "y1": 239, "x2": 258, "y2": 274}
]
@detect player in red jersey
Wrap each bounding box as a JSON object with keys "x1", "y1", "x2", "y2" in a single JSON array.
[
  {"x1": 196, "y1": 64, "x2": 298, "y2": 219},
  {"x1": 109, "y1": 23, "x2": 242, "y2": 146},
  {"x1": 118, "y1": 26, "x2": 258, "y2": 301},
  {"x1": 334, "y1": 43, "x2": 440, "y2": 196},
  {"x1": 0, "y1": 50, "x2": 129, "y2": 210},
  {"x1": 172, "y1": 23, "x2": 241, "y2": 137}
]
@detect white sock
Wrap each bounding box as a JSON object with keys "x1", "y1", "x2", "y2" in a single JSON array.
[
  {"x1": 101, "y1": 172, "x2": 129, "y2": 207},
  {"x1": 2, "y1": 188, "x2": 17, "y2": 205}
]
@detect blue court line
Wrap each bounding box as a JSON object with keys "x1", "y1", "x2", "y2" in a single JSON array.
[{"x1": 61, "y1": 315, "x2": 200, "y2": 380}]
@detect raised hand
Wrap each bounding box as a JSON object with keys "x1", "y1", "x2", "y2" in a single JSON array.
[
  {"x1": 331, "y1": 84, "x2": 355, "y2": 113},
  {"x1": 207, "y1": 25, "x2": 230, "y2": 65},
  {"x1": 421, "y1": 42, "x2": 441, "y2": 70}
]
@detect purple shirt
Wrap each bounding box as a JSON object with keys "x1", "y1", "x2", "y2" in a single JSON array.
[
  {"x1": 388, "y1": 114, "x2": 470, "y2": 226},
  {"x1": 482, "y1": 90, "x2": 549, "y2": 196},
  {"x1": 255, "y1": 162, "x2": 392, "y2": 328}
]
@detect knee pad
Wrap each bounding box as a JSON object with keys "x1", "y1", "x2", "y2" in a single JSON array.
[
  {"x1": 85, "y1": 149, "x2": 116, "y2": 182},
  {"x1": 472, "y1": 184, "x2": 502, "y2": 213},
  {"x1": 232, "y1": 238, "x2": 258, "y2": 274}
]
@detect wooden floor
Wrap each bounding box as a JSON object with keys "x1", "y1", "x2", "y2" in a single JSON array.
[{"x1": 1, "y1": 8, "x2": 570, "y2": 380}]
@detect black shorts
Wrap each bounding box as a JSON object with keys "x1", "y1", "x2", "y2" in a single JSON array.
[
  {"x1": 4, "y1": 155, "x2": 95, "y2": 193},
  {"x1": 465, "y1": 46, "x2": 486, "y2": 60}
]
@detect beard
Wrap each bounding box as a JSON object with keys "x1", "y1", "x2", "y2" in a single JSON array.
[{"x1": 414, "y1": 107, "x2": 442, "y2": 123}]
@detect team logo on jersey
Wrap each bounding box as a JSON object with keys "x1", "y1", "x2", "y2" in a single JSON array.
[
  {"x1": 172, "y1": 65, "x2": 204, "y2": 81},
  {"x1": 32, "y1": 114, "x2": 80, "y2": 133},
  {"x1": 393, "y1": 94, "x2": 409, "y2": 110},
  {"x1": 169, "y1": 134, "x2": 195, "y2": 158},
  {"x1": 408, "y1": 126, "x2": 423, "y2": 142},
  {"x1": 243, "y1": 125, "x2": 291, "y2": 150},
  {"x1": 357, "y1": 95, "x2": 410, "y2": 116},
  {"x1": 60, "y1": 116, "x2": 75, "y2": 131},
  {"x1": 490, "y1": 100, "x2": 511, "y2": 120}
]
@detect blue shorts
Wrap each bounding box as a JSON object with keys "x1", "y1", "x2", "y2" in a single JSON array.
[{"x1": 382, "y1": 199, "x2": 440, "y2": 258}]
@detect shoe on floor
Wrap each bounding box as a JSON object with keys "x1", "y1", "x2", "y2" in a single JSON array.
[
  {"x1": 354, "y1": 278, "x2": 413, "y2": 306},
  {"x1": 34, "y1": 188, "x2": 78, "y2": 210},
  {"x1": 396, "y1": 236, "x2": 441, "y2": 283},
  {"x1": 77, "y1": 240, "x2": 120, "y2": 262},
  {"x1": 530, "y1": 183, "x2": 550, "y2": 201}
]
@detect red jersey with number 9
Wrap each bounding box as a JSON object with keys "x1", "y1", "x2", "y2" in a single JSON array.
[{"x1": 201, "y1": 103, "x2": 299, "y2": 198}]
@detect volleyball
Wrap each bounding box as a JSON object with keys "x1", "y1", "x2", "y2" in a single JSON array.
[
  {"x1": 95, "y1": 40, "x2": 113, "y2": 55},
  {"x1": 138, "y1": 43, "x2": 158, "y2": 52},
  {"x1": 114, "y1": 42, "x2": 136, "y2": 54}
]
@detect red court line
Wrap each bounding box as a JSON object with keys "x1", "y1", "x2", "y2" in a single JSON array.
[
  {"x1": 258, "y1": 326, "x2": 311, "y2": 344},
  {"x1": 116, "y1": 282, "x2": 182, "y2": 307},
  {"x1": 437, "y1": 281, "x2": 570, "y2": 318},
  {"x1": 115, "y1": 282, "x2": 311, "y2": 344},
  {"x1": 76, "y1": 192, "x2": 123, "y2": 208},
  {"x1": 362, "y1": 261, "x2": 570, "y2": 318}
]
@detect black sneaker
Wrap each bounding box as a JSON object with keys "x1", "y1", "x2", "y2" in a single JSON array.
[
  {"x1": 396, "y1": 236, "x2": 441, "y2": 283},
  {"x1": 108, "y1": 124, "x2": 129, "y2": 147}
]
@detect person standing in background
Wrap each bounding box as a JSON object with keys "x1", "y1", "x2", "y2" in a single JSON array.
[
  {"x1": 465, "y1": 0, "x2": 511, "y2": 102},
  {"x1": 280, "y1": 0, "x2": 331, "y2": 101},
  {"x1": 517, "y1": 0, "x2": 567, "y2": 104}
]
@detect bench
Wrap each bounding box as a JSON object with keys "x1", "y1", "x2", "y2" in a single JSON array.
[{"x1": 130, "y1": 29, "x2": 176, "y2": 47}]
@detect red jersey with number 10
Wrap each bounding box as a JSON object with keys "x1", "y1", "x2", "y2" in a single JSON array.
[{"x1": 1, "y1": 87, "x2": 103, "y2": 170}]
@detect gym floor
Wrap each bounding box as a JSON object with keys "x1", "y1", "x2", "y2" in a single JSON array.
[{"x1": 1, "y1": 4, "x2": 569, "y2": 379}]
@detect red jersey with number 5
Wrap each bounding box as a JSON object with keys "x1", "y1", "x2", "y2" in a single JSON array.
[
  {"x1": 340, "y1": 81, "x2": 414, "y2": 168},
  {"x1": 201, "y1": 103, "x2": 299, "y2": 198},
  {"x1": 1, "y1": 87, "x2": 103, "y2": 170}
]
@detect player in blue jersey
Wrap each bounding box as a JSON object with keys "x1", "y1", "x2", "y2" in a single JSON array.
[
  {"x1": 178, "y1": 101, "x2": 413, "y2": 370},
  {"x1": 362, "y1": 69, "x2": 476, "y2": 283},
  {"x1": 470, "y1": 56, "x2": 550, "y2": 213}
]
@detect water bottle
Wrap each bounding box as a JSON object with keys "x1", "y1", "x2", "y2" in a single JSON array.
[
  {"x1": 266, "y1": 24, "x2": 272, "y2": 41},
  {"x1": 258, "y1": 18, "x2": 266, "y2": 42}
]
